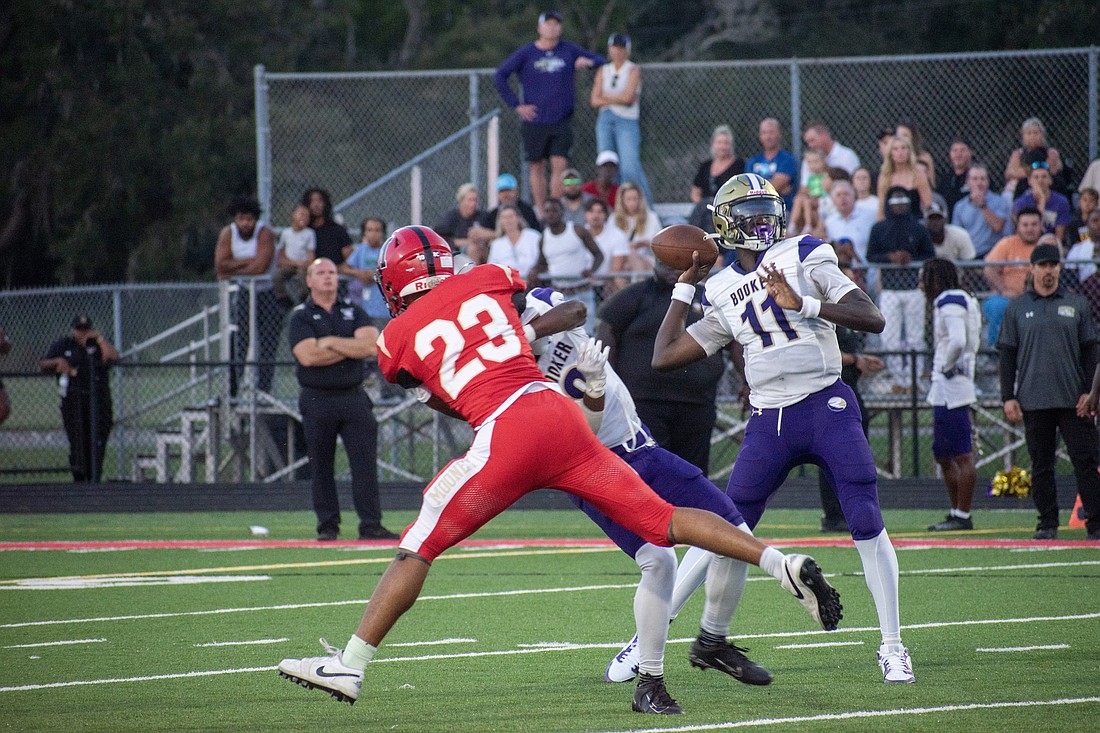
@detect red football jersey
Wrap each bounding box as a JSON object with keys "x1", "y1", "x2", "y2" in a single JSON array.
[{"x1": 376, "y1": 264, "x2": 549, "y2": 427}]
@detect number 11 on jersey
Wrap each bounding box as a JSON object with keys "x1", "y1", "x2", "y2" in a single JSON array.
[{"x1": 740, "y1": 294, "x2": 799, "y2": 348}]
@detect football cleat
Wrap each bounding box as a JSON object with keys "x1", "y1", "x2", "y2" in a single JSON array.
[
  {"x1": 928, "y1": 515, "x2": 973, "y2": 531},
  {"x1": 877, "y1": 644, "x2": 915, "y2": 683},
  {"x1": 605, "y1": 634, "x2": 640, "y2": 683},
  {"x1": 780, "y1": 554, "x2": 843, "y2": 631},
  {"x1": 688, "y1": 637, "x2": 772, "y2": 685},
  {"x1": 277, "y1": 638, "x2": 362, "y2": 704},
  {"x1": 632, "y1": 673, "x2": 683, "y2": 715}
]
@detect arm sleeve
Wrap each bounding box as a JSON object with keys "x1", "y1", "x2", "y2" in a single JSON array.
[
  {"x1": 865, "y1": 225, "x2": 890, "y2": 263},
  {"x1": 521, "y1": 287, "x2": 563, "y2": 324},
  {"x1": 43, "y1": 338, "x2": 65, "y2": 360},
  {"x1": 493, "y1": 49, "x2": 525, "y2": 108},
  {"x1": 939, "y1": 304, "x2": 967, "y2": 369},
  {"x1": 803, "y1": 241, "x2": 860, "y2": 302},
  {"x1": 287, "y1": 310, "x2": 311, "y2": 349},
  {"x1": 686, "y1": 309, "x2": 734, "y2": 357},
  {"x1": 999, "y1": 346, "x2": 1018, "y2": 402}
]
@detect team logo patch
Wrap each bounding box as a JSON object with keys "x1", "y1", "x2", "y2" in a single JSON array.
[
  {"x1": 340, "y1": 307, "x2": 354, "y2": 320},
  {"x1": 827, "y1": 396, "x2": 847, "y2": 412},
  {"x1": 1058, "y1": 305, "x2": 1076, "y2": 318}
]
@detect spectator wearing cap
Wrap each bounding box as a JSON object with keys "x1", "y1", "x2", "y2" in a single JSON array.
[
  {"x1": 559, "y1": 166, "x2": 595, "y2": 227},
  {"x1": 480, "y1": 173, "x2": 540, "y2": 232},
  {"x1": 1012, "y1": 161, "x2": 1071, "y2": 242},
  {"x1": 867, "y1": 186, "x2": 935, "y2": 388},
  {"x1": 590, "y1": 32, "x2": 652, "y2": 205},
  {"x1": 953, "y1": 164, "x2": 1013, "y2": 258},
  {"x1": 924, "y1": 202, "x2": 975, "y2": 262},
  {"x1": 938, "y1": 137, "x2": 973, "y2": 219},
  {"x1": 493, "y1": 10, "x2": 604, "y2": 212},
  {"x1": 40, "y1": 315, "x2": 120, "y2": 483},
  {"x1": 1001, "y1": 243, "x2": 1100, "y2": 541},
  {"x1": 983, "y1": 206, "x2": 1044, "y2": 347},
  {"x1": 583, "y1": 150, "x2": 620, "y2": 209}
]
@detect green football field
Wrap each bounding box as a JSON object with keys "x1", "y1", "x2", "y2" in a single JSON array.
[{"x1": 1, "y1": 508, "x2": 1098, "y2": 733}]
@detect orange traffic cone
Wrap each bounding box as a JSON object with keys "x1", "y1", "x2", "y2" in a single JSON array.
[{"x1": 1068, "y1": 493, "x2": 1086, "y2": 528}]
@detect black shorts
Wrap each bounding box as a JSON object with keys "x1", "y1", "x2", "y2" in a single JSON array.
[{"x1": 522, "y1": 118, "x2": 573, "y2": 162}]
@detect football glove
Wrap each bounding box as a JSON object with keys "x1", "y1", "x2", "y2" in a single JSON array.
[{"x1": 576, "y1": 338, "x2": 610, "y2": 399}]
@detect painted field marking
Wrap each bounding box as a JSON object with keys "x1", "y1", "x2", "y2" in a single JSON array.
[
  {"x1": 4, "y1": 638, "x2": 106, "y2": 649},
  {"x1": 193, "y1": 638, "x2": 289, "y2": 648},
  {"x1": 388, "y1": 638, "x2": 477, "y2": 647},
  {"x1": 775, "y1": 640, "x2": 865, "y2": 649},
  {"x1": 976, "y1": 644, "x2": 1071, "y2": 652},
  {"x1": 2, "y1": 575, "x2": 271, "y2": 590},
  {"x1": 1, "y1": 612, "x2": 1097, "y2": 694},
  {"x1": 590, "y1": 697, "x2": 1100, "y2": 733},
  {"x1": 0, "y1": 546, "x2": 619, "y2": 586}
]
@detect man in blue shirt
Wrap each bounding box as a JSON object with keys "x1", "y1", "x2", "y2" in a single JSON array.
[
  {"x1": 745, "y1": 118, "x2": 799, "y2": 214},
  {"x1": 952, "y1": 164, "x2": 1013, "y2": 258},
  {"x1": 494, "y1": 11, "x2": 604, "y2": 213}
]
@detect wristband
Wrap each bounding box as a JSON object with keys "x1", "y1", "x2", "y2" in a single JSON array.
[
  {"x1": 671, "y1": 283, "x2": 696, "y2": 304},
  {"x1": 522, "y1": 323, "x2": 537, "y2": 342},
  {"x1": 799, "y1": 295, "x2": 821, "y2": 319}
]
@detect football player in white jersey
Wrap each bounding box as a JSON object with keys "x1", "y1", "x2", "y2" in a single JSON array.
[
  {"x1": 920, "y1": 258, "x2": 981, "y2": 531},
  {"x1": 522, "y1": 288, "x2": 841, "y2": 713},
  {"x1": 646, "y1": 173, "x2": 915, "y2": 683}
]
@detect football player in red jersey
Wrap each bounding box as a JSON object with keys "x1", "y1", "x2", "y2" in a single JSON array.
[{"x1": 277, "y1": 226, "x2": 842, "y2": 712}]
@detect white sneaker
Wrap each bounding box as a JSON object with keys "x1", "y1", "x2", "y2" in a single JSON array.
[
  {"x1": 278, "y1": 638, "x2": 362, "y2": 704},
  {"x1": 779, "y1": 554, "x2": 843, "y2": 631},
  {"x1": 605, "y1": 634, "x2": 640, "y2": 682},
  {"x1": 877, "y1": 644, "x2": 915, "y2": 683}
]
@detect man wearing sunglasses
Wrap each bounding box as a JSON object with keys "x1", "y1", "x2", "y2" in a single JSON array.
[
  {"x1": 559, "y1": 167, "x2": 596, "y2": 227},
  {"x1": 1013, "y1": 160, "x2": 1071, "y2": 243}
]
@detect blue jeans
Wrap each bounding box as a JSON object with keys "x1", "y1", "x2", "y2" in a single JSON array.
[
  {"x1": 596, "y1": 109, "x2": 652, "y2": 205},
  {"x1": 982, "y1": 294, "x2": 1009, "y2": 348}
]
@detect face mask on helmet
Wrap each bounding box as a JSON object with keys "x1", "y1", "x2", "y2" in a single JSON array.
[
  {"x1": 710, "y1": 174, "x2": 787, "y2": 252},
  {"x1": 375, "y1": 226, "x2": 454, "y2": 316}
]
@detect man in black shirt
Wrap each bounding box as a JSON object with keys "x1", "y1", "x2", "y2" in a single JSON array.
[
  {"x1": 1000, "y1": 244, "x2": 1100, "y2": 540},
  {"x1": 597, "y1": 261, "x2": 726, "y2": 473},
  {"x1": 40, "y1": 315, "x2": 120, "y2": 482},
  {"x1": 289, "y1": 258, "x2": 397, "y2": 541},
  {"x1": 302, "y1": 188, "x2": 352, "y2": 265}
]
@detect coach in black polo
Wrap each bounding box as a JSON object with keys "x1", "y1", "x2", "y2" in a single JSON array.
[
  {"x1": 998, "y1": 243, "x2": 1100, "y2": 541},
  {"x1": 289, "y1": 258, "x2": 398, "y2": 542}
]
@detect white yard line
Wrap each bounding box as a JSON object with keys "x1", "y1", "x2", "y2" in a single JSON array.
[
  {"x1": 976, "y1": 644, "x2": 1071, "y2": 652},
  {"x1": 193, "y1": 638, "x2": 289, "y2": 647},
  {"x1": 4, "y1": 638, "x2": 106, "y2": 649},
  {"x1": 589, "y1": 697, "x2": 1100, "y2": 733},
  {"x1": 774, "y1": 640, "x2": 865, "y2": 649}
]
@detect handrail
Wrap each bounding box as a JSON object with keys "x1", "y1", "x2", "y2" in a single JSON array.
[{"x1": 334, "y1": 109, "x2": 500, "y2": 214}]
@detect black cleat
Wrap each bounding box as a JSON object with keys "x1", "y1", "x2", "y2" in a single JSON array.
[
  {"x1": 781, "y1": 554, "x2": 843, "y2": 631},
  {"x1": 928, "y1": 515, "x2": 973, "y2": 531},
  {"x1": 688, "y1": 638, "x2": 772, "y2": 685},
  {"x1": 632, "y1": 673, "x2": 683, "y2": 714}
]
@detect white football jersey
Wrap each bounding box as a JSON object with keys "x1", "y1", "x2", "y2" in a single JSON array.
[
  {"x1": 687, "y1": 235, "x2": 859, "y2": 409},
  {"x1": 927, "y1": 288, "x2": 981, "y2": 409},
  {"x1": 522, "y1": 289, "x2": 648, "y2": 451}
]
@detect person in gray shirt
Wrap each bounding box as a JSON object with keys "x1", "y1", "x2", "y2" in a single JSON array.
[{"x1": 998, "y1": 243, "x2": 1100, "y2": 540}]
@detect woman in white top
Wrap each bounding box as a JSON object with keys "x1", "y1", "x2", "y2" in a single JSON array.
[
  {"x1": 487, "y1": 205, "x2": 541, "y2": 276},
  {"x1": 852, "y1": 167, "x2": 879, "y2": 216},
  {"x1": 613, "y1": 182, "x2": 662, "y2": 276},
  {"x1": 590, "y1": 33, "x2": 652, "y2": 204}
]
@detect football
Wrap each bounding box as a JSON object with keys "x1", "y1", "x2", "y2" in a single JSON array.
[{"x1": 650, "y1": 224, "x2": 719, "y2": 271}]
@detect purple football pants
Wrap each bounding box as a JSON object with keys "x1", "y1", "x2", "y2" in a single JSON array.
[
  {"x1": 570, "y1": 430, "x2": 743, "y2": 559},
  {"x1": 729, "y1": 379, "x2": 884, "y2": 541}
]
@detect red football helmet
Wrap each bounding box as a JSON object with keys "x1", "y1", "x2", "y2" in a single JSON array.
[{"x1": 375, "y1": 226, "x2": 455, "y2": 316}]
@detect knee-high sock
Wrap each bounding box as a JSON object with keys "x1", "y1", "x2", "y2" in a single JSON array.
[
  {"x1": 700, "y1": 555, "x2": 749, "y2": 637},
  {"x1": 670, "y1": 523, "x2": 756, "y2": 623},
  {"x1": 854, "y1": 528, "x2": 903, "y2": 647},
  {"x1": 634, "y1": 543, "x2": 677, "y2": 676}
]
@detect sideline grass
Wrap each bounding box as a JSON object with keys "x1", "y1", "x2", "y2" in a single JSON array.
[{"x1": 1, "y1": 509, "x2": 1097, "y2": 732}]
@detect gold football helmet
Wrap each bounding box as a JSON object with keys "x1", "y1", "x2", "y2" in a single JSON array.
[{"x1": 709, "y1": 173, "x2": 787, "y2": 251}]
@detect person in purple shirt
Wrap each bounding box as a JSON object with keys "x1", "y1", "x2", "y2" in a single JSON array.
[
  {"x1": 1013, "y1": 161, "x2": 1072, "y2": 242},
  {"x1": 494, "y1": 10, "x2": 604, "y2": 213},
  {"x1": 745, "y1": 118, "x2": 799, "y2": 214}
]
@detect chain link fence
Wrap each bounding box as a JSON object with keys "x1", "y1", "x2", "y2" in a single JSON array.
[
  {"x1": 257, "y1": 47, "x2": 1097, "y2": 229},
  {"x1": 5, "y1": 259, "x2": 1098, "y2": 485}
]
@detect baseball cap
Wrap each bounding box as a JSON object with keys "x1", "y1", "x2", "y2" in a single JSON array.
[
  {"x1": 71, "y1": 314, "x2": 93, "y2": 330},
  {"x1": 538, "y1": 10, "x2": 563, "y2": 23},
  {"x1": 496, "y1": 173, "x2": 518, "y2": 191},
  {"x1": 924, "y1": 202, "x2": 946, "y2": 219},
  {"x1": 561, "y1": 168, "x2": 582, "y2": 185},
  {"x1": 1029, "y1": 243, "x2": 1061, "y2": 265},
  {"x1": 596, "y1": 150, "x2": 620, "y2": 167},
  {"x1": 608, "y1": 33, "x2": 631, "y2": 50},
  {"x1": 886, "y1": 187, "x2": 911, "y2": 206}
]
